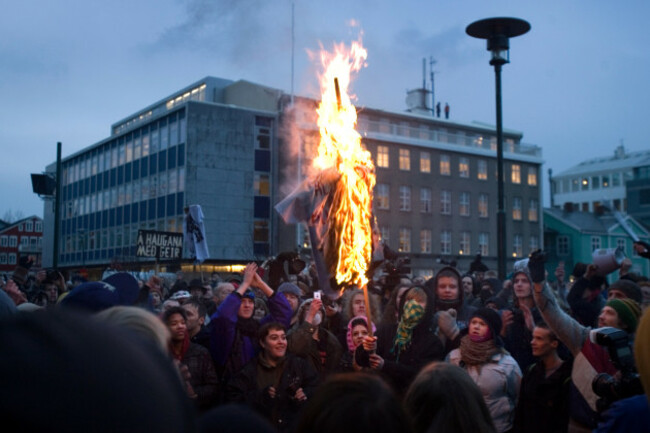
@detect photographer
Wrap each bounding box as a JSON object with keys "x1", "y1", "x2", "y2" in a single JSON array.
[
  {"x1": 527, "y1": 251, "x2": 642, "y2": 432},
  {"x1": 594, "y1": 309, "x2": 650, "y2": 432}
]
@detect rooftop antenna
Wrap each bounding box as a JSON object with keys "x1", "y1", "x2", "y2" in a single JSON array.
[{"x1": 429, "y1": 56, "x2": 437, "y2": 115}]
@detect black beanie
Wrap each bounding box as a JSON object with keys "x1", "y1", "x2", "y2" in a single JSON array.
[{"x1": 471, "y1": 307, "x2": 502, "y2": 341}]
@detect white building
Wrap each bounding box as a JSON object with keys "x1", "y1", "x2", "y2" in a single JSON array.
[{"x1": 551, "y1": 145, "x2": 650, "y2": 213}]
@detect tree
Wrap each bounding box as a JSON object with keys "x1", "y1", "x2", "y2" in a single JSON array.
[{"x1": 2, "y1": 209, "x2": 25, "y2": 223}]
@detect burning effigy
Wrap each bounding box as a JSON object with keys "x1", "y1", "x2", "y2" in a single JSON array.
[{"x1": 275, "y1": 39, "x2": 375, "y2": 306}]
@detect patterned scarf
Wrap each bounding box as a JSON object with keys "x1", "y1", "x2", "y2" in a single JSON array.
[
  {"x1": 391, "y1": 300, "x2": 424, "y2": 360},
  {"x1": 459, "y1": 334, "x2": 497, "y2": 366}
]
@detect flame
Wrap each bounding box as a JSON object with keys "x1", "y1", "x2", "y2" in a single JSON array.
[{"x1": 314, "y1": 39, "x2": 375, "y2": 288}]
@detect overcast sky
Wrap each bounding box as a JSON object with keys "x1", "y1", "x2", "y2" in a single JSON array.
[{"x1": 1, "y1": 0, "x2": 648, "y2": 220}]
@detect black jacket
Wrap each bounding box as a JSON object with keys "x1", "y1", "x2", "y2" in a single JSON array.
[{"x1": 226, "y1": 354, "x2": 319, "y2": 432}]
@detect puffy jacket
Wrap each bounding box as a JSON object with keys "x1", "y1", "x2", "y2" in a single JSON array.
[{"x1": 447, "y1": 349, "x2": 522, "y2": 433}]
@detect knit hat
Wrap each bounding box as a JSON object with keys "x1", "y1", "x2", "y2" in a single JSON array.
[
  {"x1": 470, "y1": 308, "x2": 503, "y2": 342},
  {"x1": 277, "y1": 282, "x2": 301, "y2": 298},
  {"x1": 606, "y1": 298, "x2": 642, "y2": 332},
  {"x1": 188, "y1": 278, "x2": 207, "y2": 294},
  {"x1": 242, "y1": 289, "x2": 256, "y2": 301},
  {"x1": 169, "y1": 290, "x2": 191, "y2": 301},
  {"x1": 609, "y1": 280, "x2": 643, "y2": 303}
]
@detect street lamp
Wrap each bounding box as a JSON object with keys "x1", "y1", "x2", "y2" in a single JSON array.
[{"x1": 466, "y1": 17, "x2": 530, "y2": 280}]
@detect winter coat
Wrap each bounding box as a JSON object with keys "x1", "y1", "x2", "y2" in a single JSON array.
[
  {"x1": 502, "y1": 305, "x2": 543, "y2": 371},
  {"x1": 209, "y1": 292, "x2": 292, "y2": 380},
  {"x1": 287, "y1": 321, "x2": 343, "y2": 379},
  {"x1": 447, "y1": 349, "x2": 522, "y2": 433},
  {"x1": 225, "y1": 353, "x2": 319, "y2": 432},
  {"x1": 533, "y1": 282, "x2": 617, "y2": 429},
  {"x1": 182, "y1": 342, "x2": 219, "y2": 411},
  {"x1": 513, "y1": 359, "x2": 572, "y2": 433}
]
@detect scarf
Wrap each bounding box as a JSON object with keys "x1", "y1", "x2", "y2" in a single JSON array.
[
  {"x1": 169, "y1": 332, "x2": 190, "y2": 362},
  {"x1": 435, "y1": 297, "x2": 462, "y2": 311},
  {"x1": 236, "y1": 316, "x2": 260, "y2": 339},
  {"x1": 459, "y1": 334, "x2": 497, "y2": 366},
  {"x1": 391, "y1": 300, "x2": 424, "y2": 360}
]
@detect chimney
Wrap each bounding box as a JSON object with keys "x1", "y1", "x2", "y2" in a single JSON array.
[{"x1": 615, "y1": 144, "x2": 625, "y2": 159}]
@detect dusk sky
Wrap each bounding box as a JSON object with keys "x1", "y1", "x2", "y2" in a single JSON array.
[{"x1": 1, "y1": 1, "x2": 648, "y2": 220}]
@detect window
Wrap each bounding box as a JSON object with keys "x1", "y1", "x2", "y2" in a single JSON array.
[
  {"x1": 254, "y1": 174, "x2": 270, "y2": 196},
  {"x1": 459, "y1": 158, "x2": 469, "y2": 178},
  {"x1": 26, "y1": 221, "x2": 33, "y2": 232},
  {"x1": 420, "y1": 229, "x2": 432, "y2": 254},
  {"x1": 530, "y1": 236, "x2": 539, "y2": 253},
  {"x1": 511, "y1": 164, "x2": 521, "y2": 184},
  {"x1": 377, "y1": 146, "x2": 389, "y2": 168},
  {"x1": 477, "y1": 160, "x2": 488, "y2": 180},
  {"x1": 571, "y1": 178, "x2": 579, "y2": 192},
  {"x1": 460, "y1": 232, "x2": 471, "y2": 255},
  {"x1": 20, "y1": 236, "x2": 29, "y2": 247},
  {"x1": 440, "y1": 230, "x2": 452, "y2": 255},
  {"x1": 557, "y1": 235, "x2": 569, "y2": 256},
  {"x1": 478, "y1": 194, "x2": 489, "y2": 218},
  {"x1": 528, "y1": 167, "x2": 537, "y2": 186},
  {"x1": 616, "y1": 238, "x2": 626, "y2": 252},
  {"x1": 581, "y1": 177, "x2": 589, "y2": 190},
  {"x1": 513, "y1": 234, "x2": 523, "y2": 258},
  {"x1": 440, "y1": 155, "x2": 451, "y2": 176},
  {"x1": 591, "y1": 237, "x2": 601, "y2": 251},
  {"x1": 18, "y1": 224, "x2": 23, "y2": 232},
  {"x1": 420, "y1": 188, "x2": 432, "y2": 213},
  {"x1": 512, "y1": 197, "x2": 522, "y2": 220},
  {"x1": 459, "y1": 192, "x2": 470, "y2": 216},
  {"x1": 602, "y1": 175, "x2": 609, "y2": 188},
  {"x1": 399, "y1": 228, "x2": 411, "y2": 252},
  {"x1": 253, "y1": 220, "x2": 269, "y2": 242},
  {"x1": 592, "y1": 176, "x2": 600, "y2": 189},
  {"x1": 399, "y1": 186, "x2": 411, "y2": 211},
  {"x1": 420, "y1": 152, "x2": 431, "y2": 173},
  {"x1": 479, "y1": 233, "x2": 489, "y2": 256},
  {"x1": 528, "y1": 199, "x2": 538, "y2": 222},
  {"x1": 399, "y1": 149, "x2": 410, "y2": 171},
  {"x1": 9, "y1": 236, "x2": 17, "y2": 247},
  {"x1": 376, "y1": 184, "x2": 390, "y2": 209},
  {"x1": 440, "y1": 190, "x2": 451, "y2": 215},
  {"x1": 8, "y1": 253, "x2": 16, "y2": 265},
  {"x1": 0, "y1": 236, "x2": 7, "y2": 247},
  {"x1": 380, "y1": 227, "x2": 390, "y2": 245},
  {"x1": 0, "y1": 253, "x2": 6, "y2": 264}
]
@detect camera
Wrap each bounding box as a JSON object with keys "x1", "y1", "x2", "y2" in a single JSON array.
[{"x1": 590, "y1": 327, "x2": 643, "y2": 412}]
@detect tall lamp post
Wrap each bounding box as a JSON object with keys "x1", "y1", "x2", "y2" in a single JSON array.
[{"x1": 466, "y1": 17, "x2": 530, "y2": 280}]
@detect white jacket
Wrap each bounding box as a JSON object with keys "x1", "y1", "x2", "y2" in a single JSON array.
[{"x1": 447, "y1": 349, "x2": 522, "y2": 433}]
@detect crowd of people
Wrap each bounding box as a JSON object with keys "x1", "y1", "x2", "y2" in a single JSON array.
[{"x1": 1, "y1": 243, "x2": 650, "y2": 433}]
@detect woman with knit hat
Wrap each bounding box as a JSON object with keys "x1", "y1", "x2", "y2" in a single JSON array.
[
  {"x1": 357, "y1": 286, "x2": 444, "y2": 395},
  {"x1": 338, "y1": 315, "x2": 375, "y2": 372},
  {"x1": 447, "y1": 308, "x2": 522, "y2": 433}
]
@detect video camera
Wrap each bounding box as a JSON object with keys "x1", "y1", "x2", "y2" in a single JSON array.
[{"x1": 590, "y1": 327, "x2": 643, "y2": 412}]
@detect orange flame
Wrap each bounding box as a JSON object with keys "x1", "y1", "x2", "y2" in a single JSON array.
[{"x1": 314, "y1": 40, "x2": 375, "y2": 288}]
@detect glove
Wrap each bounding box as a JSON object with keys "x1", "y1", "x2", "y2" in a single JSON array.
[
  {"x1": 527, "y1": 249, "x2": 547, "y2": 283},
  {"x1": 437, "y1": 309, "x2": 459, "y2": 340}
]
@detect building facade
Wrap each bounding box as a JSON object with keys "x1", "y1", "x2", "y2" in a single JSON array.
[
  {"x1": 543, "y1": 207, "x2": 650, "y2": 283},
  {"x1": 43, "y1": 77, "x2": 542, "y2": 278},
  {"x1": 0, "y1": 216, "x2": 43, "y2": 274},
  {"x1": 626, "y1": 163, "x2": 650, "y2": 230},
  {"x1": 550, "y1": 145, "x2": 650, "y2": 213}
]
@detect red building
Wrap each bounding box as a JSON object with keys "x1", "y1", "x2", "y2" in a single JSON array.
[{"x1": 0, "y1": 215, "x2": 44, "y2": 275}]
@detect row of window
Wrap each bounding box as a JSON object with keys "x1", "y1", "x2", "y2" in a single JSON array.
[
  {"x1": 0, "y1": 253, "x2": 17, "y2": 265},
  {"x1": 556, "y1": 236, "x2": 632, "y2": 256},
  {"x1": 14, "y1": 221, "x2": 43, "y2": 232},
  {"x1": 555, "y1": 171, "x2": 632, "y2": 194},
  {"x1": 375, "y1": 185, "x2": 539, "y2": 221},
  {"x1": 374, "y1": 146, "x2": 538, "y2": 185},
  {"x1": 63, "y1": 167, "x2": 186, "y2": 219},
  {"x1": 64, "y1": 111, "x2": 186, "y2": 186},
  {"x1": 62, "y1": 218, "x2": 182, "y2": 256},
  {"x1": 253, "y1": 117, "x2": 274, "y2": 258},
  {"x1": 0, "y1": 235, "x2": 39, "y2": 248},
  {"x1": 383, "y1": 228, "x2": 538, "y2": 258}
]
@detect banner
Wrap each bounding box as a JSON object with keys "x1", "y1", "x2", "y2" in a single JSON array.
[
  {"x1": 183, "y1": 204, "x2": 210, "y2": 263},
  {"x1": 136, "y1": 230, "x2": 183, "y2": 260}
]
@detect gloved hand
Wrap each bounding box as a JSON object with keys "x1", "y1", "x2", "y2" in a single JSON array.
[
  {"x1": 437, "y1": 309, "x2": 459, "y2": 340},
  {"x1": 527, "y1": 249, "x2": 547, "y2": 283}
]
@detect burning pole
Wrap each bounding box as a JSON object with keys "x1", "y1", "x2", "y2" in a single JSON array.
[{"x1": 276, "y1": 39, "x2": 376, "y2": 332}]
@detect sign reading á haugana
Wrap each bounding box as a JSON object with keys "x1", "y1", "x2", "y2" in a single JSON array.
[{"x1": 136, "y1": 230, "x2": 183, "y2": 259}]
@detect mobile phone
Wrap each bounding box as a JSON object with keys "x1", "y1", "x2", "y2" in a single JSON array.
[{"x1": 314, "y1": 291, "x2": 321, "y2": 300}]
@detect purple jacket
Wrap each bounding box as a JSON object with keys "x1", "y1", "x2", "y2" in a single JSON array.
[{"x1": 210, "y1": 292, "x2": 292, "y2": 378}]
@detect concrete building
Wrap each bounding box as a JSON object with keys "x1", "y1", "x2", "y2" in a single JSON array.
[
  {"x1": 550, "y1": 145, "x2": 650, "y2": 213},
  {"x1": 43, "y1": 76, "x2": 543, "y2": 278}
]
